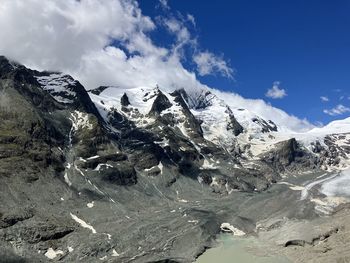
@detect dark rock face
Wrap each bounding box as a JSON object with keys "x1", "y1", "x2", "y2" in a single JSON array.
[
  {"x1": 225, "y1": 106, "x2": 244, "y2": 136},
  {"x1": 149, "y1": 91, "x2": 172, "y2": 116},
  {"x1": 88, "y1": 85, "x2": 109, "y2": 95},
  {"x1": 121, "y1": 92, "x2": 130, "y2": 107},
  {"x1": 0, "y1": 209, "x2": 34, "y2": 229},
  {"x1": 252, "y1": 117, "x2": 278, "y2": 133},
  {"x1": 261, "y1": 138, "x2": 316, "y2": 172},
  {"x1": 190, "y1": 90, "x2": 213, "y2": 110},
  {"x1": 101, "y1": 163, "x2": 137, "y2": 185},
  {"x1": 171, "y1": 89, "x2": 203, "y2": 137}
]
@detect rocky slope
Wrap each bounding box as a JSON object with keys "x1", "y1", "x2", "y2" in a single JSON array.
[{"x1": 0, "y1": 56, "x2": 350, "y2": 262}]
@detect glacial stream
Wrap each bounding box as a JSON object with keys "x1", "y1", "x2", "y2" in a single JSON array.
[{"x1": 196, "y1": 168, "x2": 350, "y2": 263}]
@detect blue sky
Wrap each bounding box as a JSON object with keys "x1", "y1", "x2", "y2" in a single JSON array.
[{"x1": 139, "y1": 0, "x2": 350, "y2": 125}]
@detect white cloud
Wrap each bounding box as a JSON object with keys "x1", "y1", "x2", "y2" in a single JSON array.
[
  {"x1": 0, "y1": 0, "x2": 313, "y2": 132},
  {"x1": 0, "y1": 0, "x2": 158, "y2": 70},
  {"x1": 265, "y1": 81, "x2": 287, "y2": 99},
  {"x1": 158, "y1": 0, "x2": 170, "y2": 10},
  {"x1": 187, "y1": 14, "x2": 196, "y2": 26},
  {"x1": 162, "y1": 17, "x2": 192, "y2": 51},
  {"x1": 320, "y1": 96, "x2": 329, "y2": 102},
  {"x1": 211, "y1": 89, "x2": 313, "y2": 132},
  {"x1": 193, "y1": 51, "x2": 234, "y2": 78},
  {"x1": 323, "y1": 104, "x2": 350, "y2": 116}
]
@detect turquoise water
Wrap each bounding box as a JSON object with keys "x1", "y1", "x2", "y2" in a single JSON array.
[{"x1": 196, "y1": 234, "x2": 290, "y2": 263}]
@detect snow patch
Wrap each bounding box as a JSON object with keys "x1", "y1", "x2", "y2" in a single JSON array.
[
  {"x1": 94, "y1": 163, "x2": 113, "y2": 171},
  {"x1": 158, "y1": 161, "x2": 164, "y2": 174},
  {"x1": 35, "y1": 73, "x2": 76, "y2": 104},
  {"x1": 70, "y1": 111, "x2": 94, "y2": 131},
  {"x1": 44, "y1": 248, "x2": 64, "y2": 259},
  {"x1": 200, "y1": 159, "x2": 217, "y2": 170},
  {"x1": 111, "y1": 249, "x2": 120, "y2": 257},
  {"x1": 64, "y1": 172, "x2": 72, "y2": 186},
  {"x1": 70, "y1": 213, "x2": 96, "y2": 234},
  {"x1": 220, "y1": 223, "x2": 246, "y2": 236}
]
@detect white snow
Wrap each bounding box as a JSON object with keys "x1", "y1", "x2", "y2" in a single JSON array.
[
  {"x1": 68, "y1": 246, "x2": 74, "y2": 253},
  {"x1": 35, "y1": 73, "x2": 76, "y2": 103},
  {"x1": 64, "y1": 172, "x2": 72, "y2": 186},
  {"x1": 220, "y1": 223, "x2": 246, "y2": 236},
  {"x1": 87, "y1": 201, "x2": 94, "y2": 208},
  {"x1": 277, "y1": 182, "x2": 305, "y2": 191},
  {"x1": 70, "y1": 111, "x2": 93, "y2": 131},
  {"x1": 158, "y1": 161, "x2": 164, "y2": 174},
  {"x1": 154, "y1": 138, "x2": 170, "y2": 147},
  {"x1": 89, "y1": 86, "x2": 158, "y2": 126},
  {"x1": 111, "y1": 249, "x2": 120, "y2": 257},
  {"x1": 87, "y1": 155, "x2": 100, "y2": 160},
  {"x1": 94, "y1": 163, "x2": 113, "y2": 171},
  {"x1": 44, "y1": 248, "x2": 64, "y2": 259},
  {"x1": 210, "y1": 177, "x2": 220, "y2": 187},
  {"x1": 70, "y1": 213, "x2": 97, "y2": 234},
  {"x1": 87, "y1": 85, "x2": 350, "y2": 171},
  {"x1": 321, "y1": 169, "x2": 350, "y2": 197},
  {"x1": 200, "y1": 159, "x2": 217, "y2": 170}
]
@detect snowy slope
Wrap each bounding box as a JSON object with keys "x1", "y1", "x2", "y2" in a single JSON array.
[
  {"x1": 86, "y1": 83, "x2": 350, "y2": 171},
  {"x1": 35, "y1": 73, "x2": 77, "y2": 103}
]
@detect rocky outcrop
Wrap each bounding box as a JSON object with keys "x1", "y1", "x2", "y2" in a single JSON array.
[
  {"x1": 88, "y1": 85, "x2": 109, "y2": 95},
  {"x1": 121, "y1": 92, "x2": 130, "y2": 107},
  {"x1": 261, "y1": 138, "x2": 317, "y2": 172},
  {"x1": 252, "y1": 117, "x2": 278, "y2": 133},
  {"x1": 148, "y1": 91, "x2": 172, "y2": 116},
  {"x1": 226, "y1": 106, "x2": 244, "y2": 136}
]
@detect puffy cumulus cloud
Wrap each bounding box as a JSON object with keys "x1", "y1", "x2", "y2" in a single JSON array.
[
  {"x1": 0, "y1": 0, "x2": 156, "y2": 71},
  {"x1": 320, "y1": 96, "x2": 329, "y2": 102},
  {"x1": 193, "y1": 51, "x2": 234, "y2": 78},
  {"x1": 323, "y1": 104, "x2": 350, "y2": 116},
  {"x1": 265, "y1": 81, "x2": 287, "y2": 99},
  {"x1": 0, "y1": 0, "x2": 314, "y2": 132}
]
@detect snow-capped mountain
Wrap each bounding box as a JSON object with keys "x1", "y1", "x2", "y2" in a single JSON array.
[
  {"x1": 88, "y1": 81, "x2": 350, "y2": 172},
  {"x1": 1, "y1": 56, "x2": 350, "y2": 262}
]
